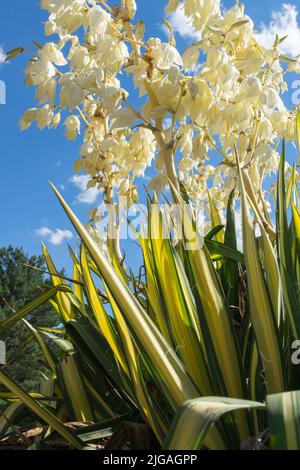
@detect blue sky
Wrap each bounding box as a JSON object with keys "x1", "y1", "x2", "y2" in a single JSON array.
[{"x1": 0, "y1": 0, "x2": 300, "y2": 274}]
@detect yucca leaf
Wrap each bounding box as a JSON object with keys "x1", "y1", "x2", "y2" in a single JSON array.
[
  {"x1": 222, "y1": 189, "x2": 240, "y2": 306},
  {"x1": 0, "y1": 401, "x2": 24, "y2": 437},
  {"x1": 277, "y1": 143, "x2": 300, "y2": 339},
  {"x1": 205, "y1": 225, "x2": 224, "y2": 241},
  {"x1": 69, "y1": 247, "x2": 85, "y2": 304},
  {"x1": 42, "y1": 244, "x2": 90, "y2": 322},
  {"x1": 42, "y1": 244, "x2": 76, "y2": 322},
  {"x1": 107, "y1": 213, "x2": 128, "y2": 282},
  {"x1": 38, "y1": 327, "x2": 65, "y2": 335},
  {"x1": 164, "y1": 397, "x2": 265, "y2": 450},
  {"x1": 292, "y1": 202, "x2": 300, "y2": 264},
  {"x1": 0, "y1": 369, "x2": 84, "y2": 449},
  {"x1": 75, "y1": 417, "x2": 128, "y2": 442},
  {"x1": 65, "y1": 317, "x2": 126, "y2": 394},
  {"x1": 148, "y1": 203, "x2": 212, "y2": 394},
  {"x1": 77, "y1": 353, "x2": 130, "y2": 420},
  {"x1": 80, "y1": 245, "x2": 129, "y2": 376},
  {"x1": 267, "y1": 391, "x2": 300, "y2": 450},
  {"x1": 139, "y1": 233, "x2": 173, "y2": 345},
  {"x1": 22, "y1": 318, "x2": 57, "y2": 374},
  {"x1": 286, "y1": 165, "x2": 296, "y2": 209},
  {"x1": 38, "y1": 380, "x2": 57, "y2": 408},
  {"x1": 297, "y1": 112, "x2": 300, "y2": 166},
  {"x1": 50, "y1": 183, "x2": 200, "y2": 410},
  {"x1": 104, "y1": 281, "x2": 166, "y2": 443},
  {"x1": 260, "y1": 230, "x2": 281, "y2": 328},
  {"x1": 38, "y1": 329, "x2": 73, "y2": 353},
  {"x1": 169, "y1": 183, "x2": 249, "y2": 441},
  {"x1": 0, "y1": 285, "x2": 72, "y2": 335},
  {"x1": 205, "y1": 239, "x2": 244, "y2": 263},
  {"x1": 242, "y1": 168, "x2": 276, "y2": 239},
  {"x1": 208, "y1": 190, "x2": 224, "y2": 242},
  {"x1": 238, "y1": 158, "x2": 285, "y2": 394},
  {"x1": 0, "y1": 391, "x2": 60, "y2": 401},
  {"x1": 56, "y1": 353, "x2": 94, "y2": 422}
]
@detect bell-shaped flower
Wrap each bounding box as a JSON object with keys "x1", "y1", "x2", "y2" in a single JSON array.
[
  {"x1": 38, "y1": 42, "x2": 67, "y2": 66},
  {"x1": 87, "y1": 5, "x2": 112, "y2": 37},
  {"x1": 64, "y1": 115, "x2": 81, "y2": 140}
]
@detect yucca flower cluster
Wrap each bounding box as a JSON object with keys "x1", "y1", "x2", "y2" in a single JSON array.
[{"x1": 20, "y1": 0, "x2": 299, "y2": 213}]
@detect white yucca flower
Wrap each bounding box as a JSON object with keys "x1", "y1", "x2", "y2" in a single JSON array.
[
  {"x1": 64, "y1": 115, "x2": 81, "y2": 140},
  {"x1": 20, "y1": 0, "x2": 299, "y2": 209}
]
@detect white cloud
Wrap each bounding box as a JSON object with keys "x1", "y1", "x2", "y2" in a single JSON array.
[
  {"x1": 163, "y1": 116, "x2": 173, "y2": 128},
  {"x1": 69, "y1": 174, "x2": 99, "y2": 204},
  {"x1": 234, "y1": 209, "x2": 243, "y2": 252},
  {"x1": 36, "y1": 227, "x2": 52, "y2": 237},
  {"x1": 166, "y1": 3, "x2": 201, "y2": 40},
  {"x1": 167, "y1": 3, "x2": 300, "y2": 56},
  {"x1": 256, "y1": 3, "x2": 300, "y2": 57},
  {"x1": 36, "y1": 227, "x2": 73, "y2": 246},
  {"x1": 0, "y1": 47, "x2": 6, "y2": 64}
]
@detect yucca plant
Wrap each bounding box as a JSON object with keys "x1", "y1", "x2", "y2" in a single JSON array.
[{"x1": 1, "y1": 144, "x2": 300, "y2": 450}]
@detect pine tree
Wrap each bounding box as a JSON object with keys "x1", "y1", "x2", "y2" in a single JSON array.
[{"x1": 0, "y1": 246, "x2": 59, "y2": 391}]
